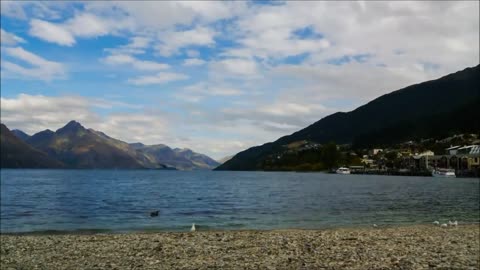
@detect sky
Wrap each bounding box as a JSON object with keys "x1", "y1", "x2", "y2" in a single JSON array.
[{"x1": 1, "y1": 1, "x2": 479, "y2": 160}]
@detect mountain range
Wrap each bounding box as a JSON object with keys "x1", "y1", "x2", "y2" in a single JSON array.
[
  {"x1": 1, "y1": 124, "x2": 64, "y2": 168},
  {"x1": 1, "y1": 121, "x2": 219, "y2": 170},
  {"x1": 216, "y1": 65, "x2": 480, "y2": 171}
]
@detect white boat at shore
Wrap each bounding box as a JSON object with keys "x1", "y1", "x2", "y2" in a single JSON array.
[
  {"x1": 336, "y1": 167, "x2": 351, "y2": 174},
  {"x1": 432, "y1": 168, "x2": 456, "y2": 178}
]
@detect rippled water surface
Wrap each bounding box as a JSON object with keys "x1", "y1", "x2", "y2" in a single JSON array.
[{"x1": 1, "y1": 170, "x2": 479, "y2": 233}]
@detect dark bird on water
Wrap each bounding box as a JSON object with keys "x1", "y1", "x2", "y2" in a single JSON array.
[{"x1": 150, "y1": 211, "x2": 159, "y2": 217}]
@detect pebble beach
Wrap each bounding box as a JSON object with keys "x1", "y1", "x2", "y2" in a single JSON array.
[{"x1": 1, "y1": 224, "x2": 479, "y2": 269}]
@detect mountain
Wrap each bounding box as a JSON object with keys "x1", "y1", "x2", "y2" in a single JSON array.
[
  {"x1": 218, "y1": 155, "x2": 233, "y2": 164},
  {"x1": 1, "y1": 124, "x2": 64, "y2": 168},
  {"x1": 131, "y1": 144, "x2": 219, "y2": 170},
  {"x1": 25, "y1": 120, "x2": 169, "y2": 169},
  {"x1": 11, "y1": 129, "x2": 31, "y2": 142},
  {"x1": 216, "y1": 65, "x2": 480, "y2": 171},
  {"x1": 2, "y1": 120, "x2": 217, "y2": 170}
]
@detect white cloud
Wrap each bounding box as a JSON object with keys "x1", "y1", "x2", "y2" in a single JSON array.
[
  {"x1": 128, "y1": 72, "x2": 188, "y2": 85},
  {"x1": 182, "y1": 83, "x2": 244, "y2": 97},
  {"x1": 156, "y1": 27, "x2": 216, "y2": 56},
  {"x1": 0, "y1": 94, "x2": 99, "y2": 132},
  {"x1": 186, "y1": 50, "x2": 200, "y2": 57},
  {"x1": 211, "y1": 58, "x2": 259, "y2": 76},
  {"x1": 29, "y1": 19, "x2": 75, "y2": 46},
  {"x1": 105, "y1": 36, "x2": 152, "y2": 55},
  {"x1": 2, "y1": 47, "x2": 66, "y2": 80},
  {"x1": 65, "y1": 13, "x2": 110, "y2": 38},
  {"x1": 28, "y1": 13, "x2": 133, "y2": 46},
  {"x1": 1, "y1": 1, "x2": 27, "y2": 19},
  {"x1": 102, "y1": 54, "x2": 169, "y2": 71},
  {"x1": 0, "y1": 29, "x2": 26, "y2": 46},
  {"x1": 84, "y1": 1, "x2": 246, "y2": 30},
  {"x1": 183, "y1": 58, "x2": 206, "y2": 66},
  {"x1": 260, "y1": 102, "x2": 326, "y2": 117}
]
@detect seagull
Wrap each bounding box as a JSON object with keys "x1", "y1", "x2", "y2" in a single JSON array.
[
  {"x1": 191, "y1": 223, "x2": 196, "y2": 232},
  {"x1": 433, "y1": 221, "x2": 440, "y2": 226},
  {"x1": 372, "y1": 224, "x2": 378, "y2": 228},
  {"x1": 441, "y1": 223, "x2": 448, "y2": 228},
  {"x1": 449, "y1": 220, "x2": 458, "y2": 227}
]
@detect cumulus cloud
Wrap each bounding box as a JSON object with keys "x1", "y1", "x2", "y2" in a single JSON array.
[
  {"x1": 0, "y1": 1, "x2": 27, "y2": 19},
  {"x1": 0, "y1": 94, "x2": 171, "y2": 144},
  {"x1": 1, "y1": 28, "x2": 26, "y2": 46},
  {"x1": 29, "y1": 19, "x2": 75, "y2": 46},
  {"x1": 211, "y1": 58, "x2": 259, "y2": 77},
  {"x1": 2, "y1": 47, "x2": 66, "y2": 80},
  {"x1": 105, "y1": 36, "x2": 151, "y2": 55},
  {"x1": 28, "y1": 13, "x2": 133, "y2": 46},
  {"x1": 156, "y1": 27, "x2": 216, "y2": 56},
  {"x1": 84, "y1": 1, "x2": 246, "y2": 30},
  {"x1": 183, "y1": 58, "x2": 206, "y2": 66},
  {"x1": 102, "y1": 54, "x2": 169, "y2": 71},
  {"x1": 0, "y1": 94, "x2": 99, "y2": 132},
  {"x1": 181, "y1": 83, "x2": 244, "y2": 97},
  {"x1": 128, "y1": 72, "x2": 188, "y2": 85}
]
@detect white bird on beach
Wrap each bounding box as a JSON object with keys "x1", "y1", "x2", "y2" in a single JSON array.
[
  {"x1": 433, "y1": 221, "x2": 440, "y2": 226},
  {"x1": 449, "y1": 220, "x2": 458, "y2": 227},
  {"x1": 191, "y1": 223, "x2": 196, "y2": 232},
  {"x1": 441, "y1": 223, "x2": 448, "y2": 228},
  {"x1": 372, "y1": 224, "x2": 378, "y2": 228}
]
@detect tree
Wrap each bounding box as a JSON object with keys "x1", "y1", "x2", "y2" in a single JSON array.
[{"x1": 322, "y1": 142, "x2": 341, "y2": 170}]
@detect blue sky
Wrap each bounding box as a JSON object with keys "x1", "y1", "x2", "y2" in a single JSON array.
[{"x1": 1, "y1": 1, "x2": 479, "y2": 159}]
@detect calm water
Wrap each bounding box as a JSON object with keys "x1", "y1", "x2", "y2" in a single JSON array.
[{"x1": 1, "y1": 170, "x2": 479, "y2": 233}]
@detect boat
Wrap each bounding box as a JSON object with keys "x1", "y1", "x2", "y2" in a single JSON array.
[
  {"x1": 432, "y1": 168, "x2": 456, "y2": 178},
  {"x1": 336, "y1": 167, "x2": 351, "y2": 174}
]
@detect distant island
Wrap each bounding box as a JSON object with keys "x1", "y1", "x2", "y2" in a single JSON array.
[
  {"x1": 216, "y1": 65, "x2": 480, "y2": 176},
  {"x1": 1, "y1": 121, "x2": 219, "y2": 170}
]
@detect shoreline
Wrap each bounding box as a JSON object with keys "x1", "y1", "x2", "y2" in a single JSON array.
[
  {"x1": 2, "y1": 224, "x2": 479, "y2": 269},
  {"x1": 3, "y1": 222, "x2": 480, "y2": 236}
]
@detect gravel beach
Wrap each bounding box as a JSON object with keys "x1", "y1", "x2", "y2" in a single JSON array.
[{"x1": 1, "y1": 225, "x2": 479, "y2": 270}]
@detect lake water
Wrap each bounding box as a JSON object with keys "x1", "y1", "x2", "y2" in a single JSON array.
[{"x1": 1, "y1": 170, "x2": 479, "y2": 233}]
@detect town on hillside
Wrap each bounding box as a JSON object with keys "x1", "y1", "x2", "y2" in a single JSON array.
[{"x1": 260, "y1": 133, "x2": 480, "y2": 177}]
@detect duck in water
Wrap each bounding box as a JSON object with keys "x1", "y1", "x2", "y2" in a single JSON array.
[{"x1": 150, "y1": 210, "x2": 159, "y2": 217}]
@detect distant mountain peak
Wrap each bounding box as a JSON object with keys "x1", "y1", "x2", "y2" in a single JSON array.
[
  {"x1": 11, "y1": 129, "x2": 31, "y2": 142},
  {"x1": 175, "y1": 148, "x2": 192, "y2": 153},
  {"x1": 56, "y1": 120, "x2": 86, "y2": 134},
  {"x1": 129, "y1": 142, "x2": 146, "y2": 149}
]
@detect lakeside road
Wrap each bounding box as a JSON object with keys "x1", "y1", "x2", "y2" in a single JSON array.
[{"x1": 1, "y1": 225, "x2": 479, "y2": 270}]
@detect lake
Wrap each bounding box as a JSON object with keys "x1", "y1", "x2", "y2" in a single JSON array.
[{"x1": 1, "y1": 170, "x2": 479, "y2": 233}]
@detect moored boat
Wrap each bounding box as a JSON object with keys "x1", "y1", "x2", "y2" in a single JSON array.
[
  {"x1": 336, "y1": 167, "x2": 351, "y2": 174},
  {"x1": 432, "y1": 168, "x2": 456, "y2": 178}
]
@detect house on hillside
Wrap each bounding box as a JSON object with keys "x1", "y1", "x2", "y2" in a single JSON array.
[
  {"x1": 445, "y1": 145, "x2": 461, "y2": 155},
  {"x1": 406, "y1": 145, "x2": 480, "y2": 173},
  {"x1": 369, "y1": 149, "x2": 383, "y2": 156}
]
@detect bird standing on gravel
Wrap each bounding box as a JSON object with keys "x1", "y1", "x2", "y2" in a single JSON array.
[
  {"x1": 441, "y1": 223, "x2": 448, "y2": 228},
  {"x1": 191, "y1": 223, "x2": 196, "y2": 232},
  {"x1": 433, "y1": 221, "x2": 440, "y2": 226},
  {"x1": 449, "y1": 220, "x2": 458, "y2": 227}
]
